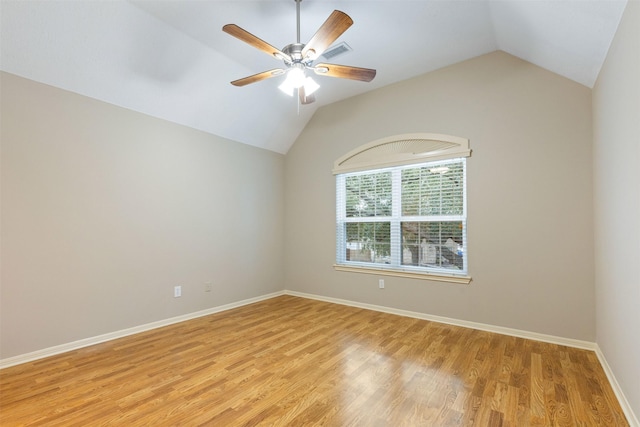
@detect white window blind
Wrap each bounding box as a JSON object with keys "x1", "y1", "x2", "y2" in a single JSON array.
[{"x1": 336, "y1": 158, "x2": 467, "y2": 275}]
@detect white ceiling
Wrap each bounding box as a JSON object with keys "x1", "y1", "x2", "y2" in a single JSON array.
[{"x1": 0, "y1": 0, "x2": 627, "y2": 154}]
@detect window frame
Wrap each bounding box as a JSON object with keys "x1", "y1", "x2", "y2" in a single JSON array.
[{"x1": 333, "y1": 134, "x2": 472, "y2": 284}]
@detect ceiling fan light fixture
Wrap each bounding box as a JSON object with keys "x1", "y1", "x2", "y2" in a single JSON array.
[
  {"x1": 303, "y1": 76, "x2": 320, "y2": 96},
  {"x1": 279, "y1": 73, "x2": 320, "y2": 97},
  {"x1": 278, "y1": 79, "x2": 295, "y2": 96},
  {"x1": 279, "y1": 66, "x2": 306, "y2": 95},
  {"x1": 287, "y1": 67, "x2": 306, "y2": 88}
]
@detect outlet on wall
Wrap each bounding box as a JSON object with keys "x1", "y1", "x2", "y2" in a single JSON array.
[
  {"x1": 379, "y1": 279, "x2": 385, "y2": 289},
  {"x1": 204, "y1": 282, "x2": 212, "y2": 292},
  {"x1": 174, "y1": 285, "x2": 182, "y2": 298}
]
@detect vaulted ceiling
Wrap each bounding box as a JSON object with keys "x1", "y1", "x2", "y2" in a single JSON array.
[{"x1": 0, "y1": 0, "x2": 628, "y2": 154}]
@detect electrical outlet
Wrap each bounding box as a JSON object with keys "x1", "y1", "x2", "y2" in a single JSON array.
[
  {"x1": 174, "y1": 285, "x2": 182, "y2": 298},
  {"x1": 379, "y1": 279, "x2": 385, "y2": 289},
  {"x1": 204, "y1": 282, "x2": 212, "y2": 292}
]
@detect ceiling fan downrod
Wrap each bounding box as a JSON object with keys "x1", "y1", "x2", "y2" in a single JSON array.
[
  {"x1": 281, "y1": 0, "x2": 309, "y2": 68},
  {"x1": 296, "y1": 0, "x2": 301, "y2": 44}
]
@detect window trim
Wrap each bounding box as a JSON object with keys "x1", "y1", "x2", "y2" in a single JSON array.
[
  {"x1": 333, "y1": 133, "x2": 471, "y2": 175},
  {"x1": 333, "y1": 264, "x2": 472, "y2": 284},
  {"x1": 334, "y1": 133, "x2": 472, "y2": 283}
]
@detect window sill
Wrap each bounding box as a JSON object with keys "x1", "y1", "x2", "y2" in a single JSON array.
[{"x1": 333, "y1": 264, "x2": 472, "y2": 284}]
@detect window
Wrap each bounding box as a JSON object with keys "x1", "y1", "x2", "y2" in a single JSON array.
[{"x1": 334, "y1": 134, "x2": 471, "y2": 282}]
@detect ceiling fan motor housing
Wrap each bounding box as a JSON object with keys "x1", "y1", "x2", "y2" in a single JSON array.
[{"x1": 281, "y1": 43, "x2": 312, "y2": 67}]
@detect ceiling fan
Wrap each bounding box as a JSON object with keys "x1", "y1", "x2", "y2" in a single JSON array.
[{"x1": 222, "y1": 0, "x2": 376, "y2": 105}]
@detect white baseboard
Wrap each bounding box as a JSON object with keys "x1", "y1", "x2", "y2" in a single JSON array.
[
  {"x1": 0, "y1": 291, "x2": 285, "y2": 370},
  {"x1": 595, "y1": 345, "x2": 640, "y2": 427},
  {"x1": 2, "y1": 289, "x2": 636, "y2": 426},
  {"x1": 285, "y1": 290, "x2": 638, "y2": 426},
  {"x1": 284, "y1": 290, "x2": 596, "y2": 350}
]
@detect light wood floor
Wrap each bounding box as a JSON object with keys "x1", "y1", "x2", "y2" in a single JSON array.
[{"x1": 0, "y1": 295, "x2": 628, "y2": 426}]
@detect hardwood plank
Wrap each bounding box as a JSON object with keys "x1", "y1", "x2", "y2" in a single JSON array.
[{"x1": 0, "y1": 295, "x2": 629, "y2": 426}]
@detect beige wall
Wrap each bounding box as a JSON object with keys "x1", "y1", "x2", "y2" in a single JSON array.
[
  {"x1": 284, "y1": 51, "x2": 595, "y2": 341},
  {"x1": 593, "y1": 0, "x2": 640, "y2": 420},
  {"x1": 0, "y1": 72, "x2": 285, "y2": 359}
]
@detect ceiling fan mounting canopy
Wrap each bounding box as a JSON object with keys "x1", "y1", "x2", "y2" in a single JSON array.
[{"x1": 222, "y1": 0, "x2": 376, "y2": 105}]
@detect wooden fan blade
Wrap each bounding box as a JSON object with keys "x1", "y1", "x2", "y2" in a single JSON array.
[
  {"x1": 231, "y1": 69, "x2": 285, "y2": 87},
  {"x1": 299, "y1": 86, "x2": 316, "y2": 105},
  {"x1": 301, "y1": 10, "x2": 353, "y2": 60},
  {"x1": 313, "y1": 63, "x2": 376, "y2": 82},
  {"x1": 223, "y1": 24, "x2": 290, "y2": 61}
]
